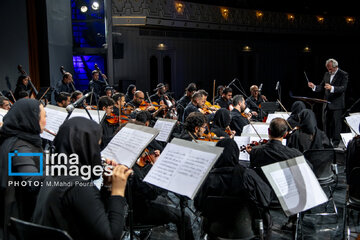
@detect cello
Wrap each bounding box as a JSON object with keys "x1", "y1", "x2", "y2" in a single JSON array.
[{"x1": 17, "y1": 65, "x2": 38, "y2": 99}]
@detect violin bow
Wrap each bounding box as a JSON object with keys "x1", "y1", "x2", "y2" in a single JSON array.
[{"x1": 276, "y1": 99, "x2": 293, "y2": 131}]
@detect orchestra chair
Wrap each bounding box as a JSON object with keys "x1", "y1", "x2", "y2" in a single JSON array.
[
  {"x1": 200, "y1": 196, "x2": 264, "y2": 240},
  {"x1": 122, "y1": 223, "x2": 164, "y2": 240},
  {"x1": 303, "y1": 149, "x2": 339, "y2": 216},
  {"x1": 9, "y1": 217, "x2": 73, "y2": 240},
  {"x1": 343, "y1": 167, "x2": 360, "y2": 240}
]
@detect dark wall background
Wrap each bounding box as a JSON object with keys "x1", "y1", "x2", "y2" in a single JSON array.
[{"x1": 0, "y1": 0, "x2": 29, "y2": 93}]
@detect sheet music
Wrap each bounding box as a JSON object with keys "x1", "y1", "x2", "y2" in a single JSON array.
[
  {"x1": 341, "y1": 132, "x2": 356, "y2": 149},
  {"x1": 193, "y1": 140, "x2": 217, "y2": 146},
  {"x1": 262, "y1": 156, "x2": 328, "y2": 216},
  {"x1": 153, "y1": 118, "x2": 177, "y2": 142},
  {"x1": 349, "y1": 112, "x2": 360, "y2": 116},
  {"x1": 234, "y1": 136, "x2": 286, "y2": 161},
  {"x1": 241, "y1": 122, "x2": 269, "y2": 138},
  {"x1": 266, "y1": 113, "x2": 290, "y2": 123},
  {"x1": 40, "y1": 105, "x2": 69, "y2": 141},
  {"x1": 346, "y1": 115, "x2": 360, "y2": 135},
  {"x1": 69, "y1": 108, "x2": 105, "y2": 124},
  {"x1": 0, "y1": 108, "x2": 7, "y2": 122},
  {"x1": 144, "y1": 138, "x2": 223, "y2": 199},
  {"x1": 101, "y1": 123, "x2": 159, "y2": 168}
]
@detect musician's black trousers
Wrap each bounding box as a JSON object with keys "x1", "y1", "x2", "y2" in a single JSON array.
[{"x1": 323, "y1": 107, "x2": 342, "y2": 145}]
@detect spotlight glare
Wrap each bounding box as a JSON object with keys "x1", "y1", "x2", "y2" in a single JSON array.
[
  {"x1": 92, "y1": 1, "x2": 99, "y2": 10},
  {"x1": 80, "y1": 6, "x2": 88, "y2": 13}
]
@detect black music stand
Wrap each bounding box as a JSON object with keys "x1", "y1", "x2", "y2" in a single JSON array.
[{"x1": 291, "y1": 96, "x2": 330, "y2": 110}]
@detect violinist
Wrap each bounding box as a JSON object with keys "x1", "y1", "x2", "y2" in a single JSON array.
[
  {"x1": 182, "y1": 91, "x2": 204, "y2": 122},
  {"x1": 175, "y1": 112, "x2": 207, "y2": 141},
  {"x1": 14, "y1": 74, "x2": 31, "y2": 100},
  {"x1": 210, "y1": 108, "x2": 235, "y2": 138},
  {"x1": 150, "y1": 83, "x2": 176, "y2": 116},
  {"x1": 125, "y1": 91, "x2": 155, "y2": 117},
  {"x1": 112, "y1": 92, "x2": 126, "y2": 116},
  {"x1": 176, "y1": 83, "x2": 197, "y2": 121},
  {"x1": 98, "y1": 96, "x2": 117, "y2": 149},
  {"x1": 88, "y1": 70, "x2": 107, "y2": 104},
  {"x1": 55, "y1": 92, "x2": 71, "y2": 108},
  {"x1": 215, "y1": 87, "x2": 232, "y2": 109},
  {"x1": 0, "y1": 96, "x2": 11, "y2": 110},
  {"x1": 230, "y1": 95, "x2": 250, "y2": 136},
  {"x1": 105, "y1": 86, "x2": 114, "y2": 98},
  {"x1": 245, "y1": 85, "x2": 267, "y2": 121},
  {"x1": 55, "y1": 72, "x2": 74, "y2": 97}
]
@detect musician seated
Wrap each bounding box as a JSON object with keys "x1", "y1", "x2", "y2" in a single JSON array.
[
  {"x1": 248, "y1": 118, "x2": 303, "y2": 180},
  {"x1": 0, "y1": 99, "x2": 46, "y2": 224},
  {"x1": 70, "y1": 90, "x2": 91, "y2": 110},
  {"x1": 287, "y1": 101, "x2": 307, "y2": 129},
  {"x1": 125, "y1": 84, "x2": 136, "y2": 103},
  {"x1": 245, "y1": 85, "x2": 267, "y2": 121},
  {"x1": 175, "y1": 112, "x2": 207, "y2": 141},
  {"x1": 55, "y1": 72, "x2": 74, "y2": 97},
  {"x1": 32, "y1": 117, "x2": 132, "y2": 240},
  {"x1": 0, "y1": 96, "x2": 11, "y2": 110},
  {"x1": 105, "y1": 86, "x2": 114, "y2": 98},
  {"x1": 14, "y1": 75, "x2": 31, "y2": 100},
  {"x1": 55, "y1": 92, "x2": 70, "y2": 108},
  {"x1": 17, "y1": 90, "x2": 29, "y2": 100},
  {"x1": 98, "y1": 96, "x2": 117, "y2": 149},
  {"x1": 194, "y1": 139, "x2": 273, "y2": 235},
  {"x1": 230, "y1": 95, "x2": 250, "y2": 136},
  {"x1": 211, "y1": 108, "x2": 235, "y2": 138},
  {"x1": 112, "y1": 92, "x2": 126, "y2": 116},
  {"x1": 214, "y1": 87, "x2": 232, "y2": 109},
  {"x1": 176, "y1": 83, "x2": 197, "y2": 121},
  {"x1": 287, "y1": 109, "x2": 331, "y2": 153},
  {"x1": 345, "y1": 125, "x2": 360, "y2": 182},
  {"x1": 213, "y1": 85, "x2": 224, "y2": 103},
  {"x1": 182, "y1": 91, "x2": 204, "y2": 122}
]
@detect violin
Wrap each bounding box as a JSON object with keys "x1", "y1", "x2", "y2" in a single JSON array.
[
  {"x1": 17, "y1": 65, "x2": 38, "y2": 98},
  {"x1": 240, "y1": 139, "x2": 269, "y2": 152},
  {"x1": 136, "y1": 148, "x2": 156, "y2": 167},
  {"x1": 106, "y1": 112, "x2": 130, "y2": 125}
]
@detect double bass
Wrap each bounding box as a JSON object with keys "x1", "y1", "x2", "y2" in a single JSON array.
[{"x1": 60, "y1": 66, "x2": 76, "y2": 91}]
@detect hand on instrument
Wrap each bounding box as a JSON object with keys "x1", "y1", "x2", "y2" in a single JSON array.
[
  {"x1": 101, "y1": 74, "x2": 107, "y2": 80},
  {"x1": 111, "y1": 165, "x2": 133, "y2": 197},
  {"x1": 324, "y1": 83, "x2": 332, "y2": 90},
  {"x1": 251, "y1": 111, "x2": 258, "y2": 117}
]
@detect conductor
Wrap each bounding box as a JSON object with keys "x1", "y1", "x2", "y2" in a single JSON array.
[{"x1": 308, "y1": 58, "x2": 348, "y2": 148}]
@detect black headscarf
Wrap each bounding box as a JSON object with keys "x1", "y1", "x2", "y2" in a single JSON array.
[
  {"x1": 125, "y1": 84, "x2": 136, "y2": 102},
  {"x1": 53, "y1": 117, "x2": 102, "y2": 180},
  {"x1": 213, "y1": 108, "x2": 231, "y2": 129},
  {"x1": 288, "y1": 101, "x2": 306, "y2": 128},
  {"x1": 0, "y1": 99, "x2": 42, "y2": 189},
  {"x1": 214, "y1": 138, "x2": 239, "y2": 168},
  {"x1": 299, "y1": 109, "x2": 317, "y2": 134}
]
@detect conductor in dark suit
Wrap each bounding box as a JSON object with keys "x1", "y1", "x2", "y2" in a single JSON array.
[{"x1": 308, "y1": 58, "x2": 348, "y2": 147}]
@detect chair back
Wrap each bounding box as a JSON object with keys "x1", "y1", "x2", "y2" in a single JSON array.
[
  {"x1": 348, "y1": 167, "x2": 360, "y2": 201},
  {"x1": 9, "y1": 217, "x2": 73, "y2": 240},
  {"x1": 303, "y1": 149, "x2": 336, "y2": 182},
  {"x1": 202, "y1": 196, "x2": 259, "y2": 239}
]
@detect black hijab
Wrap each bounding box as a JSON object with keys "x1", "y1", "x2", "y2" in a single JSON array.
[
  {"x1": 125, "y1": 84, "x2": 136, "y2": 101},
  {"x1": 214, "y1": 138, "x2": 239, "y2": 168},
  {"x1": 0, "y1": 99, "x2": 42, "y2": 189},
  {"x1": 288, "y1": 101, "x2": 306, "y2": 128},
  {"x1": 213, "y1": 108, "x2": 231, "y2": 129},
  {"x1": 299, "y1": 109, "x2": 317, "y2": 134},
  {"x1": 53, "y1": 117, "x2": 102, "y2": 180}
]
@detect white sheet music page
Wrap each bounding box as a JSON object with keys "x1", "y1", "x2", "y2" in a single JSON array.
[
  {"x1": 40, "y1": 105, "x2": 69, "y2": 141},
  {"x1": 341, "y1": 133, "x2": 356, "y2": 149},
  {"x1": 262, "y1": 156, "x2": 328, "y2": 216},
  {"x1": 143, "y1": 138, "x2": 223, "y2": 199},
  {"x1": 0, "y1": 108, "x2": 8, "y2": 122},
  {"x1": 241, "y1": 122, "x2": 269, "y2": 138},
  {"x1": 101, "y1": 123, "x2": 159, "y2": 168},
  {"x1": 153, "y1": 118, "x2": 177, "y2": 142},
  {"x1": 266, "y1": 113, "x2": 290, "y2": 124},
  {"x1": 70, "y1": 108, "x2": 105, "y2": 124},
  {"x1": 345, "y1": 115, "x2": 360, "y2": 135}
]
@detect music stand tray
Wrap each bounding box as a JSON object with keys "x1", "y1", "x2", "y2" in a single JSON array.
[
  {"x1": 291, "y1": 96, "x2": 330, "y2": 110},
  {"x1": 261, "y1": 102, "x2": 280, "y2": 114}
]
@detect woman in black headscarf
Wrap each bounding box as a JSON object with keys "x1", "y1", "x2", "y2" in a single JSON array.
[
  {"x1": 0, "y1": 99, "x2": 46, "y2": 237},
  {"x1": 125, "y1": 84, "x2": 136, "y2": 103},
  {"x1": 287, "y1": 109, "x2": 331, "y2": 152},
  {"x1": 32, "y1": 117, "x2": 132, "y2": 240},
  {"x1": 194, "y1": 139, "x2": 272, "y2": 234},
  {"x1": 14, "y1": 75, "x2": 31, "y2": 100},
  {"x1": 211, "y1": 108, "x2": 233, "y2": 138},
  {"x1": 287, "y1": 101, "x2": 306, "y2": 129}
]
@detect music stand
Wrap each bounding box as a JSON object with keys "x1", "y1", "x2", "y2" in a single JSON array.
[
  {"x1": 291, "y1": 96, "x2": 330, "y2": 110},
  {"x1": 261, "y1": 102, "x2": 280, "y2": 114}
]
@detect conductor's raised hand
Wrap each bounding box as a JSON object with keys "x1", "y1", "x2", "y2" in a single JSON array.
[
  {"x1": 111, "y1": 165, "x2": 133, "y2": 197},
  {"x1": 308, "y1": 82, "x2": 315, "y2": 89}
]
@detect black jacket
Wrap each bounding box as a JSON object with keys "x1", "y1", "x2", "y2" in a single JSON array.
[
  {"x1": 314, "y1": 68, "x2": 348, "y2": 110},
  {"x1": 230, "y1": 108, "x2": 248, "y2": 136}
]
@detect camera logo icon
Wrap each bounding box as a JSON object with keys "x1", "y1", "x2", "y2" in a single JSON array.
[{"x1": 8, "y1": 150, "x2": 43, "y2": 176}]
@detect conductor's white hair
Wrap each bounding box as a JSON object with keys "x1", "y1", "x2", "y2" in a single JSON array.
[{"x1": 326, "y1": 58, "x2": 338, "y2": 68}]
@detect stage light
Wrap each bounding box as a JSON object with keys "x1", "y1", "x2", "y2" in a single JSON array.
[
  {"x1": 92, "y1": 1, "x2": 99, "y2": 10},
  {"x1": 80, "y1": 6, "x2": 88, "y2": 13}
]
